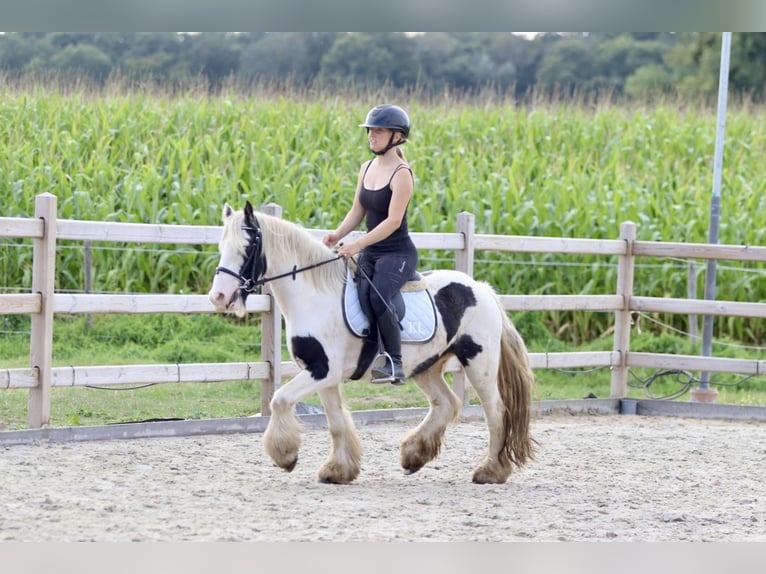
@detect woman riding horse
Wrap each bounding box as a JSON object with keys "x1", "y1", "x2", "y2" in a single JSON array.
[{"x1": 322, "y1": 104, "x2": 417, "y2": 386}]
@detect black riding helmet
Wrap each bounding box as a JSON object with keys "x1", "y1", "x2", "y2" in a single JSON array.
[{"x1": 359, "y1": 104, "x2": 410, "y2": 155}]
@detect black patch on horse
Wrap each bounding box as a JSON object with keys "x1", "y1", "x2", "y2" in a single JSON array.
[
  {"x1": 411, "y1": 354, "x2": 441, "y2": 378},
  {"x1": 434, "y1": 282, "x2": 477, "y2": 341},
  {"x1": 291, "y1": 335, "x2": 330, "y2": 380},
  {"x1": 447, "y1": 334, "x2": 483, "y2": 367},
  {"x1": 410, "y1": 334, "x2": 483, "y2": 378}
]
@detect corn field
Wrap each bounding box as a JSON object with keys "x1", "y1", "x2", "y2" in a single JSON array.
[{"x1": 1, "y1": 87, "x2": 765, "y2": 343}]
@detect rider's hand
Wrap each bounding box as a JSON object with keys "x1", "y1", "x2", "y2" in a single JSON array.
[
  {"x1": 337, "y1": 241, "x2": 361, "y2": 259},
  {"x1": 322, "y1": 232, "x2": 338, "y2": 247}
]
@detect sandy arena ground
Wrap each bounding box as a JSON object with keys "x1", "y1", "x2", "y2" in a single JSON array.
[{"x1": 1, "y1": 413, "x2": 764, "y2": 542}]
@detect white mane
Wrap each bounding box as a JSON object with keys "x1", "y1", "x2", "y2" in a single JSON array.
[{"x1": 222, "y1": 209, "x2": 346, "y2": 293}]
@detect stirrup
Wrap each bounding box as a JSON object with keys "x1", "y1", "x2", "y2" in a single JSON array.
[
  {"x1": 370, "y1": 353, "x2": 406, "y2": 385},
  {"x1": 370, "y1": 352, "x2": 395, "y2": 384}
]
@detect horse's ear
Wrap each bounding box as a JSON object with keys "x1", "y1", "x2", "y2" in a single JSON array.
[
  {"x1": 244, "y1": 201, "x2": 255, "y2": 225},
  {"x1": 222, "y1": 203, "x2": 234, "y2": 220}
]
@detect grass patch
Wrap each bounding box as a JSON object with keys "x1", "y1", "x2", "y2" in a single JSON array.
[{"x1": 1, "y1": 313, "x2": 764, "y2": 430}]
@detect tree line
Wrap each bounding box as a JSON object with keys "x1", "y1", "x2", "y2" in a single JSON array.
[{"x1": 1, "y1": 32, "x2": 765, "y2": 102}]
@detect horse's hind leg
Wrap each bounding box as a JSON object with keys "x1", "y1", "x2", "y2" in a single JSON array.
[
  {"x1": 462, "y1": 352, "x2": 513, "y2": 484},
  {"x1": 316, "y1": 385, "x2": 362, "y2": 484},
  {"x1": 400, "y1": 361, "x2": 462, "y2": 474}
]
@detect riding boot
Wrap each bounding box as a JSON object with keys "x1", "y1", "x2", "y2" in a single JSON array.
[{"x1": 370, "y1": 310, "x2": 406, "y2": 385}]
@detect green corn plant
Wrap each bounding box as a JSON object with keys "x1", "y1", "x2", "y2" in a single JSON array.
[{"x1": 1, "y1": 87, "x2": 765, "y2": 344}]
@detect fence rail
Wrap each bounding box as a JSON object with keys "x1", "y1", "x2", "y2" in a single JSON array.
[{"x1": 2, "y1": 193, "x2": 766, "y2": 428}]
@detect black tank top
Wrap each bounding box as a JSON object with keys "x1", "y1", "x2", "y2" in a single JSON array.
[{"x1": 359, "y1": 161, "x2": 413, "y2": 253}]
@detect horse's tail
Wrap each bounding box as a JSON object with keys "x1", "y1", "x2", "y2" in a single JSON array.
[{"x1": 495, "y1": 297, "x2": 538, "y2": 470}]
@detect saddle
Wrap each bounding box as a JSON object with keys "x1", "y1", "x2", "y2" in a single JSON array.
[{"x1": 342, "y1": 266, "x2": 437, "y2": 344}]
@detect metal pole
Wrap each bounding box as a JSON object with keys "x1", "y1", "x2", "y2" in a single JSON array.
[{"x1": 695, "y1": 32, "x2": 731, "y2": 401}]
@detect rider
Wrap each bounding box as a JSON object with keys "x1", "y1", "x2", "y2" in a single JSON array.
[{"x1": 322, "y1": 104, "x2": 418, "y2": 385}]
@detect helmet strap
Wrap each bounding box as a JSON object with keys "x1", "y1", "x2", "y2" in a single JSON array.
[{"x1": 371, "y1": 132, "x2": 405, "y2": 156}]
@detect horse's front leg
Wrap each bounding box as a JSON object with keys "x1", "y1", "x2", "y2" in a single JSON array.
[
  {"x1": 316, "y1": 385, "x2": 362, "y2": 484},
  {"x1": 262, "y1": 372, "x2": 311, "y2": 473},
  {"x1": 263, "y1": 332, "x2": 340, "y2": 472},
  {"x1": 263, "y1": 367, "x2": 361, "y2": 483}
]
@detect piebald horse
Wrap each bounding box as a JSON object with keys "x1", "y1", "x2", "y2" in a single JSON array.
[{"x1": 208, "y1": 201, "x2": 536, "y2": 484}]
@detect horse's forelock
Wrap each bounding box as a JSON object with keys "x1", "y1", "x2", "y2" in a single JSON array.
[{"x1": 220, "y1": 209, "x2": 248, "y2": 255}]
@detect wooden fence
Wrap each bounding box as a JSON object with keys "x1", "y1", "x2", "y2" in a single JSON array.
[{"x1": 2, "y1": 192, "x2": 766, "y2": 429}]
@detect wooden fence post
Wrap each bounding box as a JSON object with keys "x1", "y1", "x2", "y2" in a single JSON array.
[
  {"x1": 455, "y1": 211, "x2": 475, "y2": 277},
  {"x1": 610, "y1": 221, "x2": 636, "y2": 398},
  {"x1": 28, "y1": 193, "x2": 57, "y2": 428},
  {"x1": 259, "y1": 203, "x2": 283, "y2": 416},
  {"x1": 453, "y1": 211, "x2": 476, "y2": 405}
]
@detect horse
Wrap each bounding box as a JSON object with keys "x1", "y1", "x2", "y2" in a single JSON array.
[{"x1": 208, "y1": 201, "x2": 537, "y2": 484}]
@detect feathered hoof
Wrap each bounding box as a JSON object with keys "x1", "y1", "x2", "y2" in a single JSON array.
[
  {"x1": 317, "y1": 462, "x2": 359, "y2": 485},
  {"x1": 471, "y1": 464, "x2": 510, "y2": 484},
  {"x1": 400, "y1": 434, "x2": 440, "y2": 474},
  {"x1": 279, "y1": 457, "x2": 297, "y2": 472}
]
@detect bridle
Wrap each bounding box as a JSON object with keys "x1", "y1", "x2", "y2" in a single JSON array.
[
  {"x1": 214, "y1": 225, "x2": 265, "y2": 294},
  {"x1": 215, "y1": 224, "x2": 342, "y2": 294}
]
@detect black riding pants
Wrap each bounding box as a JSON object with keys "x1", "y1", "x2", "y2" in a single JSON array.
[{"x1": 356, "y1": 242, "x2": 418, "y2": 321}]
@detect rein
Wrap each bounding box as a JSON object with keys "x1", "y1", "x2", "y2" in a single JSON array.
[{"x1": 216, "y1": 225, "x2": 342, "y2": 293}]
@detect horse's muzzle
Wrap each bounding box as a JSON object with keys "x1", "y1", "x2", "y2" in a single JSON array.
[
  {"x1": 210, "y1": 288, "x2": 246, "y2": 318},
  {"x1": 208, "y1": 288, "x2": 227, "y2": 310}
]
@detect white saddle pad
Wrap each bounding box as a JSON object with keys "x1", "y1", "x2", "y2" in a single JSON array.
[{"x1": 342, "y1": 268, "x2": 437, "y2": 344}]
